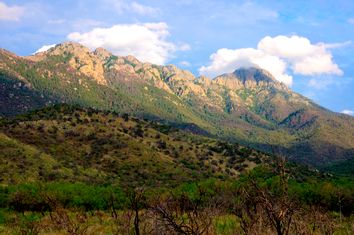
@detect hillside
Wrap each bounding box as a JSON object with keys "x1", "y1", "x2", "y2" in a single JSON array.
[
  {"x1": 0, "y1": 104, "x2": 352, "y2": 234},
  {"x1": 0, "y1": 42, "x2": 353, "y2": 166},
  {"x1": 0, "y1": 104, "x2": 269, "y2": 187}
]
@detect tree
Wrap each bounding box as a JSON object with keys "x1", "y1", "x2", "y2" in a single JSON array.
[
  {"x1": 150, "y1": 185, "x2": 219, "y2": 235},
  {"x1": 127, "y1": 187, "x2": 145, "y2": 235},
  {"x1": 231, "y1": 157, "x2": 299, "y2": 235}
]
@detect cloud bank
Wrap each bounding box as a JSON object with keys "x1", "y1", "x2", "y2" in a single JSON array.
[
  {"x1": 0, "y1": 1, "x2": 24, "y2": 21},
  {"x1": 68, "y1": 23, "x2": 188, "y2": 65},
  {"x1": 200, "y1": 35, "x2": 344, "y2": 86}
]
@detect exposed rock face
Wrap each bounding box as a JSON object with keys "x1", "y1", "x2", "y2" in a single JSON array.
[
  {"x1": 26, "y1": 43, "x2": 291, "y2": 105},
  {"x1": 93, "y1": 47, "x2": 112, "y2": 61},
  {"x1": 214, "y1": 67, "x2": 288, "y2": 91},
  {"x1": 30, "y1": 42, "x2": 107, "y2": 85}
]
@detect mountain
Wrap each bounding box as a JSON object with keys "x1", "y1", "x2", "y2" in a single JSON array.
[{"x1": 0, "y1": 42, "x2": 353, "y2": 166}]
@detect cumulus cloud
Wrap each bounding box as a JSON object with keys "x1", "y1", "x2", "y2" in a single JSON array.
[
  {"x1": 200, "y1": 35, "x2": 344, "y2": 86},
  {"x1": 33, "y1": 44, "x2": 56, "y2": 54},
  {"x1": 341, "y1": 110, "x2": 353, "y2": 115},
  {"x1": 68, "y1": 23, "x2": 188, "y2": 65},
  {"x1": 258, "y1": 35, "x2": 343, "y2": 76},
  {"x1": 0, "y1": 1, "x2": 25, "y2": 21}
]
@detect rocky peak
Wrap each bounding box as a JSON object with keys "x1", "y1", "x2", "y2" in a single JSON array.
[
  {"x1": 123, "y1": 55, "x2": 141, "y2": 66},
  {"x1": 197, "y1": 76, "x2": 212, "y2": 86},
  {"x1": 213, "y1": 73, "x2": 244, "y2": 90},
  {"x1": 42, "y1": 42, "x2": 107, "y2": 85},
  {"x1": 233, "y1": 67, "x2": 278, "y2": 84},
  {"x1": 162, "y1": 65, "x2": 196, "y2": 82},
  {"x1": 48, "y1": 42, "x2": 91, "y2": 56},
  {"x1": 214, "y1": 67, "x2": 288, "y2": 91},
  {"x1": 93, "y1": 47, "x2": 112, "y2": 61}
]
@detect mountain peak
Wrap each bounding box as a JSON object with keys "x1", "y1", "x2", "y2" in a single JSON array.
[
  {"x1": 214, "y1": 67, "x2": 288, "y2": 91},
  {"x1": 57, "y1": 41, "x2": 87, "y2": 49},
  {"x1": 123, "y1": 55, "x2": 141, "y2": 65},
  {"x1": 93, "y1": 47, "x2": 112, "y2": 60},
  {"x1": 232, "y1": 67, "x2": 278, "y2": 84},
  {"x1": 49, "y1": 41, "x2": 91, "y2": 55}
]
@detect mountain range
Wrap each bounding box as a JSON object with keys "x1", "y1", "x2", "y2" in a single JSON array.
[{"x1": 1, "y1": 42, "x2": 353, "y2": 167}]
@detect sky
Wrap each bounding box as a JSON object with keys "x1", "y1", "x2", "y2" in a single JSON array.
[{"x1": 0, "y1": 0, "x2": 354, "y2": 115}]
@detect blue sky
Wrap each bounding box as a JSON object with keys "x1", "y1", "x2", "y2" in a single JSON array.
[{"x1": 1, "y1": 0, "x2": 353, "y2": 115}]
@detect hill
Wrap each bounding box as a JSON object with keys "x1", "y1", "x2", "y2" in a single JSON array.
[
  {"x1": 0, "y1": 42, "x2": 353, "y2": 166},
  {"x1": 0, "y1": 105, "x2": 352, "y2": 234},
  {"x1": 0, "y1": 104, "x2": 270, "y2": 187}
]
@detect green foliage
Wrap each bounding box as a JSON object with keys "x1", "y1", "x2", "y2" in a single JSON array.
[
  {"x1": 0, "y1": 183, "x2": 128, "y2": 212},
  {"x1": 321, "y1": 158, "x2": 354, "y2": 176},
  {"x1": 0, "y1": 158, "x2": 351, "y2": 234}
]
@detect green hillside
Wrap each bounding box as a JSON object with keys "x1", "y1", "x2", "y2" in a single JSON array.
[
  {"x1": 0, "y1": 105, "x2": 352, "y2": 234},
  {"x1": 0, "y1": 104, "x2": 269, "y2": 187}
]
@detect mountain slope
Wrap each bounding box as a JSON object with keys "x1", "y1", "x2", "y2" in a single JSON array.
[
  {"x1": 0, "y1": 104, "x2": 269, "y2": 187},
  {"x1": 0, "y1": 42, "x2": 353, "y2": 166}
]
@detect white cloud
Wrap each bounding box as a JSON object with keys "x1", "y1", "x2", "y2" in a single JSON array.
[
  {"x1": 200, "y1": 35, "x2": 344, "y2": 86},
  {"x1": 107, "y1": 0, "x2": 158, "y2": 15},
  {"x1": 0, "y1": 1, "x2": 24, "y2": 21},
  {"x1": 33, "y1": 44, "x2": 56, "y2": 54},
  {"x1": 258, "y1": 35, "x2": 343, "y2": 76},
  {"x1": 348, "y1": 18, "x2": 354, "y2": 24},
  {"x1": 324, "y1": 41, "x2": 351, "y2": 49},
  {"x1": 67, "y1": 23, "x2": 185, "y2": 65},
  {"x1": 341, "y1": 110, "x2": 353, "y2": 115}
]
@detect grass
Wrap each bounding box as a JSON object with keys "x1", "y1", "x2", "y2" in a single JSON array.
[{"x1": 214, "y1": 215, "x2": 239, "y2": 235}]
